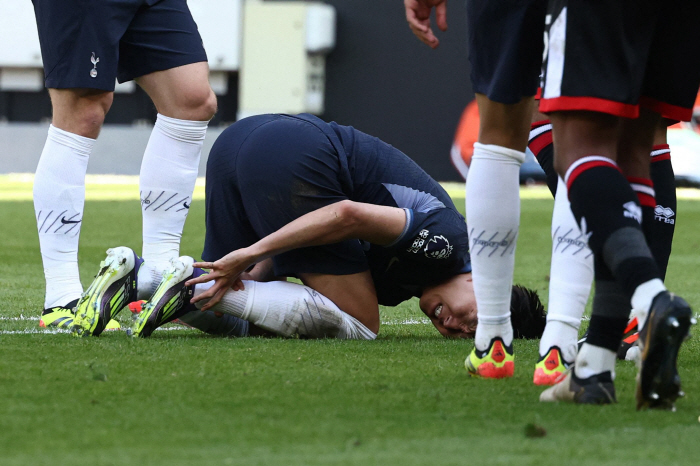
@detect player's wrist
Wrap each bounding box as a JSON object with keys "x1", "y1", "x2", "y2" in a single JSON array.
[{"x1": 243, "y1": 244, "x2": 267, "y2": 266}]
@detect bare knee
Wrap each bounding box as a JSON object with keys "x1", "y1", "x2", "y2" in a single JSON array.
[
  {"x1": 78, "y1": 94, "x2": 112, "y2": 131},
  {"x1": 137, "y1": 62, "x2": 217, "y2": 121},
  {"x1": 177, "y1": 85, "x2": 217, "y2": 121},
  {"x1": 196, "y1": 88, "x2": 218, "y2": 121},
  {"x1": 49, "y1": 89, "x2": 113, "y2": 138},
  {"x1": 158, "y1": 86, "x2": 217, "y2": 122}
]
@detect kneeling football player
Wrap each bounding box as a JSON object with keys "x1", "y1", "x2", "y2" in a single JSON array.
[{"x1": 72, "y1": 114, "x2": 545, "y2": 351}]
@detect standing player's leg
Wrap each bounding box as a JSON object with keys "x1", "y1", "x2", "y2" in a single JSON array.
[
  {"x1": 614, "y1": 122, "x2": 677, "y2": 358},
  {"x1": 559, "y1": 109, "x2": 691, "y2": 409},
  {"x1": 464, "y1": 0, "x2": 546, "y2": 378},
  {"x1": 529, "y1": 118, "x2": 594, "y2": 385},
  {"x1": 536, "y1": 1, "x2": 642, "y2": 404},
  {"x1": 540, "y1": 1, "x2": 696, "y2": 408},
  {"x1": 134, "y1": 62, "x2": 216, "y2": 296},
  {"x1": 542, "y1": 110, "x2": 649, "y2": 404},
  {"x1": 535, "y1": 179, "x2": 593, "y2": 383},
  {"x1": 647, "y1": 124, "x2": 677, "y2": 280},
  {"x1": 111, "y1": 0, "x2": 216, "y2": 297},
  {"x1": 30, "y1": 0, "x2": 135, "y2": 328},
  {"x1": 533, "y1": 118, "x2": 679, "y2": 369},
  {"x1": 465, "y1": 96, "x2": 530, "y2": 378},
  {"x1": 35, "y1": 89, "x2": 111, "y2": 328},
  {"x1": 625, "y1": 4, "x2": 699, "y2": 406},
  {"x1": 69, "y1": 0, "x2": 214, "y2": 336}
]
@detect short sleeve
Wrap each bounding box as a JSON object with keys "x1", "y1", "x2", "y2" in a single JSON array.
[{"x1": 391, "y1": 208, "x2": 470, "y2": 267}]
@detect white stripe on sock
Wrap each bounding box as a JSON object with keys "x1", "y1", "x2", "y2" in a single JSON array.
[{"x1": 564, "y1": 155, "x2": 617, "y2": 186}]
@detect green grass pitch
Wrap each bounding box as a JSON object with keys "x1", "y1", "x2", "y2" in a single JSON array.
[{"x1": 1, "y1": 181, "x2": 700, "y2": 465}]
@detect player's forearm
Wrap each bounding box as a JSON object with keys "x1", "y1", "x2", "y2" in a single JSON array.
[
  {"x1": 245, "y1": 201, "x2": 406, "y2": 263},
  {"x1": 245, "y1": 202, "x2": 359, "y2": 262}
]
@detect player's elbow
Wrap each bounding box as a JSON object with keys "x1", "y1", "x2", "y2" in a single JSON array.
[{"x1": 332, "y1": 200, "x2": 363, "y2": 231}]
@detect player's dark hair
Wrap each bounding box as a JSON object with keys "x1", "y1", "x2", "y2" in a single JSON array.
[{"x1": 509, "y1": 285, "x2": 546, "y2": 339}]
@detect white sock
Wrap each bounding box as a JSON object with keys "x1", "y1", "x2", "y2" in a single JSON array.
[
  {"x1": 177, "y1": 310, "x2": 250, "y2": 337},
  {"x1": 33, "y1": 125, "x2": 94, "y2": 308},
  {"x1": 540, "y1": 321, "x2": 579, "y2": 363},
  {"x1": 136, "y1": 262, "x2": 162, "y2": 301},
  {"x1": 140, "y1": 114, "x2": 208, "y2": 271},
  {"x1": 539, "y1": 178, "x2": 594, "y2": 362},
  {"x1": 194, "y1": 280, "x2": 377, "y2": 340},
  {"x1": 466, "y1": 143, "x2": 524, "y2": 350},
  {"x1": 631, "y1": 278, "x2": 666, "y2": 329},
  {"x1": 574, "y1": 343, "x2": 617, "y2": 380}
]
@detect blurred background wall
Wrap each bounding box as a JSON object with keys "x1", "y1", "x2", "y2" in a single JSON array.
[{"x1": 321, "y1": 0, "x2": 472, "y2": 181}]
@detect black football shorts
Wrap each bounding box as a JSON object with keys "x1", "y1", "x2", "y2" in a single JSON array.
[
  {"x1": 32, "y1": 0, "x2": 208, "y2": 91},
  {"x1": 540, "y1": 0, "x2": 700, "y2": 122},
  {"x1": 466, "y1": 0, "x2": 547, "y2": 104}
]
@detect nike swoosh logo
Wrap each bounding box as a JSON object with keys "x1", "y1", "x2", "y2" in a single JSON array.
[
  {"x1": 384, "y1": 256, "x2": 399, "y2": 273},
  {"x1": 183, "y1": 202, "x2": 190, "y2": 209},
  {"x1": 61, "y1": 217, "x2": 81, "y2": 224}
]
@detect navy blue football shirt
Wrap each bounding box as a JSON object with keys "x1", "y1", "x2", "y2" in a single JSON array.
[{"x1": 203, "y1": 114, "x2": 471, "y2": 306}]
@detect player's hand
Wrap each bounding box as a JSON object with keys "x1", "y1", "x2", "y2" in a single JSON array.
[
  {"x1": 186, "y1": 249, "x2": 253, "y2": 311},
  {"x1": 404, "y1": 0, "x2": 448, "y2": 49}
]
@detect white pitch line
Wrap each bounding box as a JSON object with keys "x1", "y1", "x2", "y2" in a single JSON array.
[
  {"x1": 0, "y1": 316, "x2": 40, "y2": 321},
  {"x1": 0, "y1": 328, "x2": 69, "y2": 335},
  {"x1": 0, "y1": 326, "x2": 190, "y2": 335},
  {"x1": 383, "y1": 319, "x2": 430, "y2": 325},
  {"x1": 1, "y1": 319, "x2": 430, "y2": 335}
]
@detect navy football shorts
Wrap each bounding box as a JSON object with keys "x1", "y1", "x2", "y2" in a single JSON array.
[
  {"x1": 32, "y1": 0, "x2": 208, "y2": 91},
  {"x1": 540, "y1": 0, "x2": 700, "y2": 122},
  {"x1": 202, "y1": 114, "x2": 369, "y2": 277},
  {"x1": 466, "y1": 0, "x2": 547, "y2": 105}
]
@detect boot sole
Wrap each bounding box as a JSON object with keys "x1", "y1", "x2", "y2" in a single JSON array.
[{"x1": 636, "y1": 303, "x2": 692, "y2": 410}]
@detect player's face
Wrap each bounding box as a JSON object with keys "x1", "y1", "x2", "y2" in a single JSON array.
[{"x1": 419, "y1": 273, "x2": 478, "y2": 339}]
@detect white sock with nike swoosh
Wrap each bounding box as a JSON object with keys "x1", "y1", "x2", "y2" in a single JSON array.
[
  {"x1": 34, "y1": 125, "x2": 94, "y2": 308},
  {"x1": 140, "y1": 114, "x2": 208, "y2": 274}
]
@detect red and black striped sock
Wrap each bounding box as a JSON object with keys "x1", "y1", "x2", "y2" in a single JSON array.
[
  {"x1": 565, "y1": 156, "x2": 661, "y2": 302},
  {"x1": 628, "y1": 175, "x2": 656, "y2": 273},
  {"x1": 528, "y1": 120, "x2": 557, "y2": 196},
  {"x1": 649, "y1": 144, "x2": 676, "y2": 279}
]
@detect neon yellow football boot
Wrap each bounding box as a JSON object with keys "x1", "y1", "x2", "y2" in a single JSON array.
[
  {"x1": 72, "y1": 247, "x2": 141, "y2": 337},
  {"x1": 465, "y1": 337, "x2": 515, "y2": 378},
  {"x1": 40, "y1": 300, "x2": 79, "y2": 329},
  {"x1": 129, "y1": 257, "x2": 201, "y2": 338},
  {"x1": 533, "y1": 346, "x2": 571, "y2": 386},
  {"x1": 41, "y1": 300, "x2": 120, "y2": 331}
]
